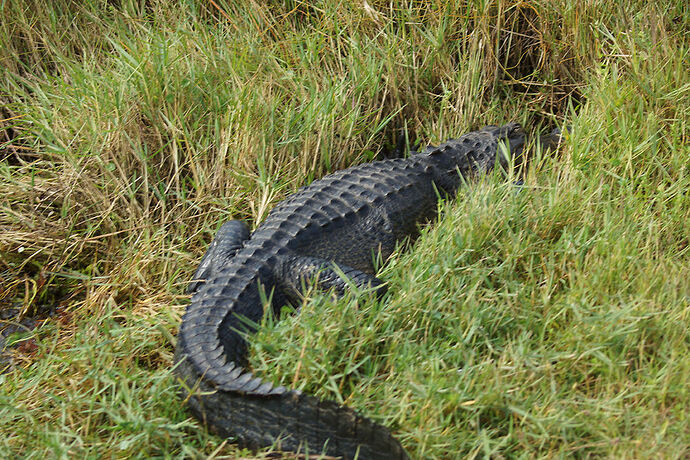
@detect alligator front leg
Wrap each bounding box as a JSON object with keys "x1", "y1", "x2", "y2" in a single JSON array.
[
  {"x1": 274, "y1": 254, "x2": 386, "y2": 314},
  {"x1": 188, "y1": 220, "x2": 251, "y2": 293}
]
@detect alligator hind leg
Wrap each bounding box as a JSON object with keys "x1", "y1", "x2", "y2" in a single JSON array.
[
  {"x1": 188, "y1": 220, "x2": 251, "y2": 294},
  {"x1": 274, "y1": 254, "x2": 387, "y2": 314}
]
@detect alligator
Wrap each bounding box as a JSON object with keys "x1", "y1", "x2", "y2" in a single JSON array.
[{"x1": 175, "y1": 123, "x2": 562, "y2": 459}]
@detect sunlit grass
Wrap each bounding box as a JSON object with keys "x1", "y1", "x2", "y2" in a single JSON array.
[{"x1": 1, "y1": 0, "x2": 688, "y2": 458}]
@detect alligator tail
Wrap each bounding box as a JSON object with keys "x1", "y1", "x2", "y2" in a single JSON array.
[{"x1": 175, "y1": 271, "x2": 409, "y2": 459}]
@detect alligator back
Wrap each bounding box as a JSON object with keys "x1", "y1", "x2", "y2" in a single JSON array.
[
  {"x1": 266, "y1": 156, "x2": 440, "y2": 273},
  {"x1": 175, "y1": 123, "x2": 531, "y2": 458}
]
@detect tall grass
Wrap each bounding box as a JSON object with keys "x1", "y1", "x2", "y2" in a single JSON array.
[{"x1": 1, "y1": 0, "x2": 688, "y2": 457}]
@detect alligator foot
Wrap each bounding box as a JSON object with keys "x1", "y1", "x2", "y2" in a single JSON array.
[
  {"x1": 188, "y1": 220, "x2": 251, "y2": 293},
  {"x1": 278, "y1": 254, "x2": 387, "y2": 306}
]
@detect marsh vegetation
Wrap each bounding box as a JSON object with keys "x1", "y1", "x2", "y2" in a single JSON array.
[{"x1": 1, "y1": 1, "x2": 688, "y2": 457}]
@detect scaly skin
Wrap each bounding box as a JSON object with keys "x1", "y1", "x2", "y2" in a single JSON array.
[{"x1": 175, "y1": 123, "x2": 549, "y2": 458}]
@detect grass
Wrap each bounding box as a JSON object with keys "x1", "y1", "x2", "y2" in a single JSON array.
[{"x1": 1, "y1": 0, "x2": 688, "y2": 458}]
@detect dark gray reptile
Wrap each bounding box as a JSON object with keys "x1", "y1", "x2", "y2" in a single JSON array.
[{"x1": 175, "y1": 123, "x2": 561, "y2": 458}]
